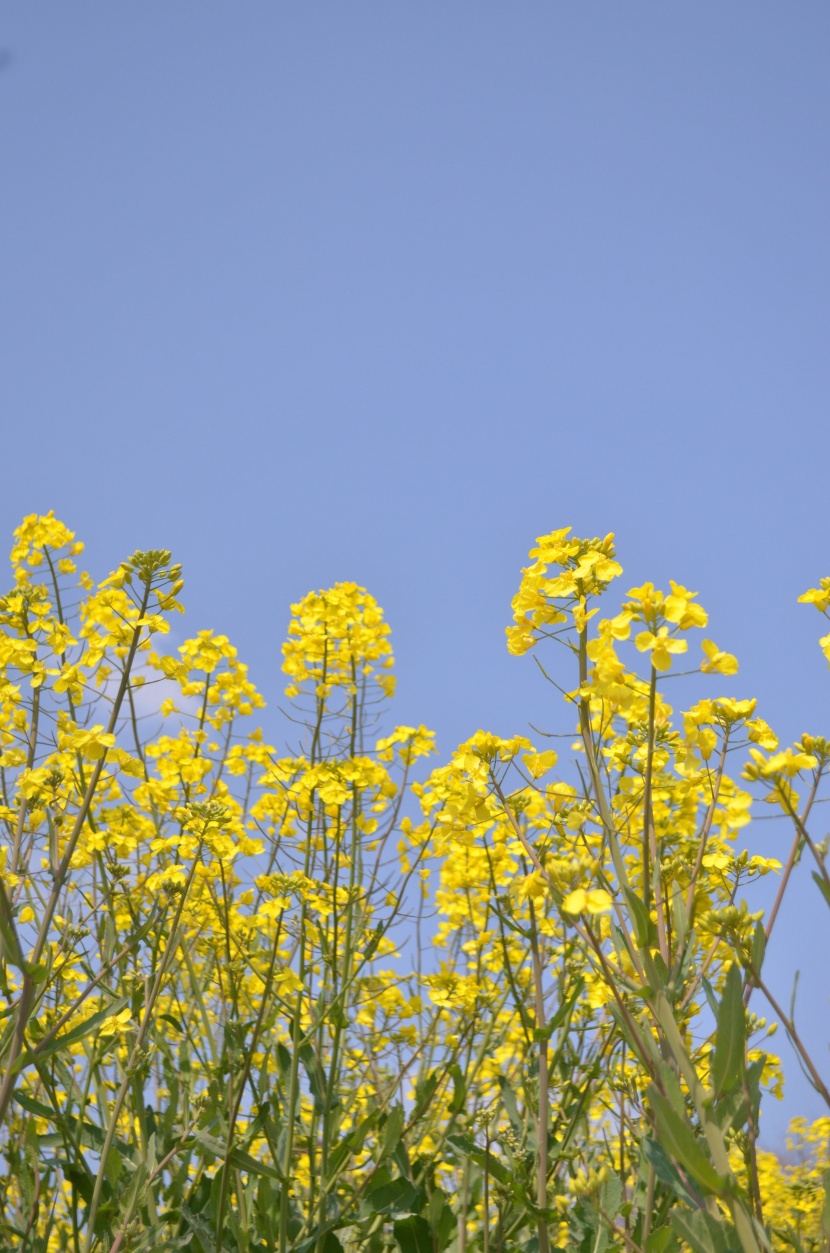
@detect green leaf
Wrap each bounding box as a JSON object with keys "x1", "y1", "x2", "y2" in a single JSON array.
[
  {"x1": 648, "y1": 1087, "x2": 724, "y2": 1196},
  {"x1": 670, "y1": 1207, "x2": 740, "y2": 1253},
  {"x1": 645, "y1": 1227, "x2": 680, "y2": 1253},
  {"x1": 105, "y1": 1145, "x2": 123, "y2": 1189},
  {"x1": 116, "y1": 1162, "x2": 148, "y2": 1231},
  {"x1": 329, "y1": 1109, "x2": 379, "y2": 1176},
  {"x1": 623, "y1": 887, "x2": 653, "y2": 947},
  {"x1": 448, "y1": 1063, "x2": 466, "y2": 1115},
  {"x1": 13, "y1": 1090, "x2": 134, "y2": 1158},
  {"x1": 0, "y1": 902, "x2": 25, "y2": 969},
  {"x1": 812, "y1": 871, "x2": 830, "y2": 909},
  {"x1": 16, "y1": 996, "x2": 131, "y2": 1071},
  {"x1": 714, "y1": 1058, "x2": 766, "y2": 1133},
  {"x1": 414, "y1": 1069, "x2": 439, "y2": 1111},
  {"x1": 609, "y1": 1005, "x2": 662, "y2": 1070},
  {"x1": 548, "y1": 976, "x2": 585, "y2": 1033},
  {"x1": 671, "y1": 881, "x2": 689, "y2": 952},
  {"x1": 393, "y1": 1215, "x2": 433, "y2": 1253},
  {"x1": 643, "y1": 1138, "x2": 698, "y2": 1208},
  {"x1": 711, "y1": 965, "x2": 746, "y2": 1097},
  {"x1": 657, "y1": 1060, "x2": 686, "y2": 1120},
  {"x1": 227, "y1": 1145, "x2": 284, "y2": 1182},
  {"x1": 393, "y1": 1136, "x2": 412, "y2": 1180},
  {"x1": 750, "y1": 922, "x2": 766, "y2": 976},
  {"x1": 702, "y1": 977, "x2": 720, "y2": 1019},
  {"x1": 598, "y1": 1171, "x2": 622, "y2": 1222},
  {"x1": 378, "y1": 1104, "x2": 405, "y2": 1162},
  {"x1": 651, "y1": 950, "x2": 669, "y2": 991},
  {"x1": 299, "y1": 1043, "x2": 327, "y2": 1114},
  {"x1": 821, "y1": 1167, "x2": 830, "y2": 1237},
  {"x1": 446, "y1": 1133, "x2": 510, "y2": 1184},
  {"x1": 497, "y1": 1074, "x2": 523, "y2": 1135},
  {"x1": 427, "y1": 1186, "x2": 455, "y2": 1249},
  {"x1": 364, "y1": 1177, "x2": 419, "y2": 1217},
  {"x1": 294, "y1": 1221, "x2": 344, "y2": 1253},
  {"x1": 64, "y1": 1161, "x2": 94, "y2": 1204}
]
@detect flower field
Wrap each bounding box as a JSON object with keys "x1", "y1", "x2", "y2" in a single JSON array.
[{"x1": 0, "y1": 513, "x2": 828, "y2": 1253}]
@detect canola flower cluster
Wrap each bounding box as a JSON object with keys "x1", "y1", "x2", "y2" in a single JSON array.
[{"x1": 0, "y1": 514, "x2": 827, "y2": 1253}]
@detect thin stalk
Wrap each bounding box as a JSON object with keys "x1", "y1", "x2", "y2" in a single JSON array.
[
  {"x1": 214, "y1": 913, "x2": 285, "y2": 1252},
  {"x1": 576, "y1": 627, "x2": 646, "y2": 982},
  {"x1": 84, "y1": 840, "x2": 203, "y2": 1249},
  {"x1": 641, "y1": 667, "x2": 657, "y2": 913},
  {"x1": 754, "y1": 976, "x2": 830, "y2": 1109},
  {"x1": 0, "y1": 581, "x2": 153, "y2": 1130},
  {"x1": 457, "y1": 1157, "x2": 470, "y2": 1253},
  {"x1": 528, "y1": 899, "x2": 551, "y2": 1253},
  {"x1": 279, "y1": 898, "x2": 310, "y2": 1252},
  {"x1": 642, "y1": 1164, "x2": 656, "y2": 1243},
  {"x1": 483, "y1": 1124, "x2": 491, "y2": 1253},
  {"x1": 684, "y1": 737, "x2": 730, "y2": 925}
]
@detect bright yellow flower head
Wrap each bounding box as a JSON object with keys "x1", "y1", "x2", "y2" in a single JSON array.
[
  {"x1": 799, "y1": 577, "x2": 830, "y2": 614},
  {"x1": 800, "y1": 577, "x2": 830, "y2": 664},
  {"x1": 10, "y1": 511, "x2": 83, "y2": 585},
  {"x1": 507, "y1": 528, "x2": 621, "y2": 655},
  {"x1": 282, "y1": 582, "x2": 394, "y2": 699},
  {"x1": 635, "y1": 625, "x2": 687, "y2": 672},
  {"x1": 700, "y1": 638, "x2": 739, "y2": 675}
]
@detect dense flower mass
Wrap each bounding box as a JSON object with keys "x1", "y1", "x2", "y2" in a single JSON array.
[{"x1": 0, "y1": 513, "x2": 827, "y2": 1253}]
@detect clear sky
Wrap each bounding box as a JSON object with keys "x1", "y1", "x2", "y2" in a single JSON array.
[{"x1": 2, "y1": 4, "x2": 829, "y2": 1145}]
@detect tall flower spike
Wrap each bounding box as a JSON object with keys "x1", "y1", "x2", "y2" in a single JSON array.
[
  {"x1": 282, "y1": 582, "x2": 395, "y2": 699},
  {"x1": 506, "y1": 528, "x2": 621, "y2": 655}
]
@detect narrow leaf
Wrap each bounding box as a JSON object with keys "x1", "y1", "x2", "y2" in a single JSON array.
[
  {"x1": 750, "y1": 922, "x2": 766, "y2": 977},
  {"x1": 643, "y1": 1138, "x2": 698, "y2": 1208},
  {"x1": 448, "y1": 1063, "x2": 466, "y2": 1115},
  {"x1": 812, "y1": 871, "x2": 830, "y2": 909},
  {"x1": 446, "y1": 1133, "x2": 510, "y2": 1184},
  {"x1": 670, "y1": 1207, "x2": 740, "y2": 1253},
  {"x1": 378, "y1": 1104, "x2": 405, "y2": 1162},
  {"x1": 711, "y1": 965, "x2": 746, "y2": 1097},
  {"x1": 17, "y1": 996, "x2": 131, "y2": 1071},
  {"x1": 648, "y1": 1087, "x2": 724, "y2": 1196},
  {"x1": 623, "y1": 887, "x2": 653, "y2": 947},
  {"x1": 227, "y1": 1145, "x2": 284, "y2": 1182}
]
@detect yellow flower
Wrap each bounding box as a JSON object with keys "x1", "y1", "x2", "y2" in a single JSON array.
[
  {"x1": 798, "y1": 578, "x2": 830, "y2": 613},
  {"x1": 635, "y1": 626, "x2": 687, "y2": 671},
  {"x1": 506, "y1": 529, "x2": 620, "y2": 654},
  {"x1": 282, "y1": 583, "x2": 394, "y2": 700},
  {"x1": 664, "y1": 580, "x2": 709, "y2": 629},
  {"x1": 562, "y1": 887, "x2": 612, "y2": 915},
  {"x1": 700, "y1": 638, "x2": 739, "y2": 675},
  {"x1": 522, "y1": 749, "x2": 558, "y2": 779}
]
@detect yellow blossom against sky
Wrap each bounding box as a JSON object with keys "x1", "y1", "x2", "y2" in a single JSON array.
[{"x1": 2, "y1": 3, "x2": 829, "y2": 1157}]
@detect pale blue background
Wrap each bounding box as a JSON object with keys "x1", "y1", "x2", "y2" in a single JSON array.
[{"x1": 2, "y1": 5, "x2": 829, "y2": 1146}]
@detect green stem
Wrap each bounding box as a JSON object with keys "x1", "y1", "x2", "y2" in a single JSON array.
[
  {"x1": 0, "y1": 580, "x2": 154, "y2": 1131},
  {"x1": 528, "y1": 900, "x2": 551, "y2": 1253},
  {"x1": 84, "y1": 841, "x2": 202, "y2": 1249}
]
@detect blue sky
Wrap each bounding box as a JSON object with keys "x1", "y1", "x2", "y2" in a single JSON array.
[{"x1": 2, "y1": 4, "x2": 829, "y2": 1144}]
